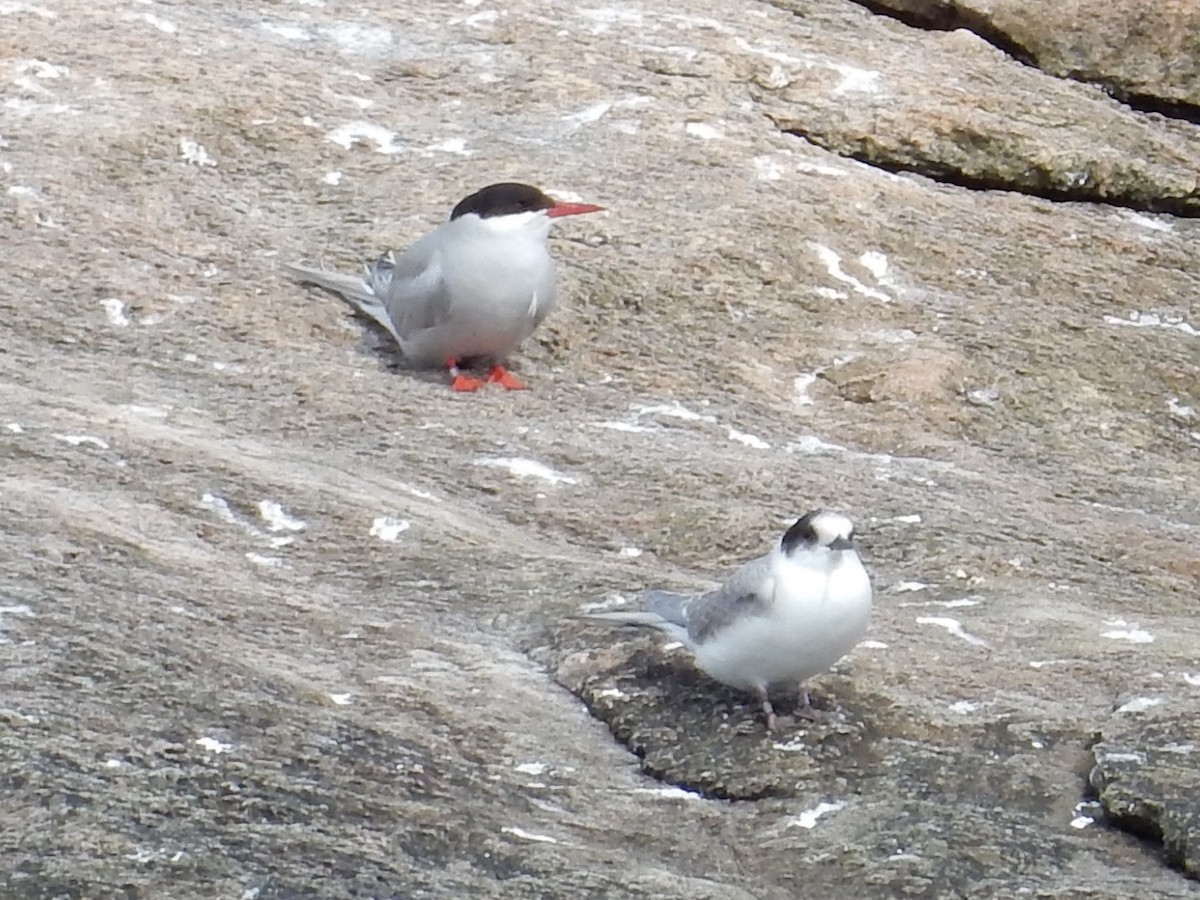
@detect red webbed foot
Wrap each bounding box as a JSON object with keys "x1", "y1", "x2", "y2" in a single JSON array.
[
  {"x1": 446, "y1": 358, "x2": 486, "y2": 392},
  {"x1": 486, "y1": 365, "x2": 527, "y2": 391}
]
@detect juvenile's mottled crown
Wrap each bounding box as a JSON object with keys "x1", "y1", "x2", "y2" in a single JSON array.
[{"x1": 781, "y1": 510, "x2": 856, "y2": 555}]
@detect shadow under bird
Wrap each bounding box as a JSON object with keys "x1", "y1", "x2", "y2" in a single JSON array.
[
  {"x1": 579, "y1": 510, "x2": 874, "y2": 731},
  {"x1": 282, "y1": 182, "x2": 604, "y2": 392}
]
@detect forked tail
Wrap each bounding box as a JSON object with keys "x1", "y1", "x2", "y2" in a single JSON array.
[
  {"x1": 281, "y1": 261, "x2": 406, "y2": 350},
  {"x1": 574, "y1": 602, "x2": 691, "y2": 646}
]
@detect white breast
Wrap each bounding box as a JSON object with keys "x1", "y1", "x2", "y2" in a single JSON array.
[
  {"x1": 694, "y1": 551, "x2": 873, "y2": 690},
  {"x1": 393, "y1": 211, "x2": 559, "y2": 365}
]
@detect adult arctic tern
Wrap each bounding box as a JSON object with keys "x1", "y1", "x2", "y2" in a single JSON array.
[
  {"x1": 283, "y1": 182, "x2": 604, "y2": 392},
  {"x1": 579, "y1": 510, "x2": 873, "y2": 731}
]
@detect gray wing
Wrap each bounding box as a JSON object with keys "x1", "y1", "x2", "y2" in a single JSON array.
[
  {"x1": 683, "y1": 554, "x2": 773, "y2": 645},
  {"x1": 643, "y1": 590, "x2": 691, "y2": 627},
  {"x1": 377, "y1": 229, "x2": 452, "y2": 339}
]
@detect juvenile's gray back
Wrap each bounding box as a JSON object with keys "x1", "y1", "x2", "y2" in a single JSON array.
[{"x1": 643, "y1": 590, "x2": 691, "y2": 626}]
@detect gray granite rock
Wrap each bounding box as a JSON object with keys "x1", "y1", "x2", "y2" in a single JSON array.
[
  {"x1": 852, "y1": 0, "x2": 1200, "y2": 109},
  {"x1": 1090, "y1": 698, "x2": 1200, "y2": 879},
  {"x1": 758, "y1": 0, "x2": 1200, "y2": 213}
]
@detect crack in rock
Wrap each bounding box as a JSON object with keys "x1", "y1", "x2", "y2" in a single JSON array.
[
  {"x1": 842, "y1": 0, "x2": 1200, "y2": 123},
  {"x1": 1088, "y1": 706, "x2": 1200, "y2": 881}
]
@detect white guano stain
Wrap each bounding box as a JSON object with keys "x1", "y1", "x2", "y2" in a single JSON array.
[
  {"x1": 728, "y1": 427, "x2": 770, "y2": 449},
  {"x1": 796, "y1": 161, "x2": 848, "y2": 178},
  {"x1": 1115, "y1": 697, "x2": 1162, "y2": 714},
  {"x1": 52, "y1": 433, "x2": 109, "y2": 449},
  {"x1": 500, "y1": 826, "x2": 558, "y2": 844},
  {"x1": 859, "y1": 251, "x2": 888, "y2": 279},
  {"x1": 592, "y1": 421, "x2": 656, "y2": 434},
  {"x1": 1101, "y1": 618, "x2": 1153, "y2": 644},
  {"x1": 369, "y1": 516, "x2": 411, "y2": 542},
  {"x1": 830, "y1": 61, "x2": 880, "y2": 95},
  {"x1": 178, "y1": 139, "x2": 216, "y2": 167},
  {"x1": 1124, "y1": 211, "x2": 1173, "y2": 232},
  {"x1": 1167, "y1": 397, "x2": 1194, "y2": 419},
  {"x1": 474, "y1": 457, "x2": 577, "y2": 485},
  {"x1": 753, "y1": 153, "x2": 787, "y2": 181},
  {"x1": 320, "y1": 23, "x2": 393, "y2": 54},
  {"x1": 0, "y1": 4, "x2": 57, "y2": 18},
  {"x1": 810, "y1": 243, "x2": 891, "y2": 303},
  {"x1": 916, "y1": 616, "x2": 988, "y2": 647},
  {"x1": 563, "y1": 102, "x2": 612, "y2": 126},
  {"x1": 130, "y1": 12, "x2": 176, "y2": 33},
  {"x1": 426, "y1": 137, "x2": 468, "y2": 154},
  {"x1": 685, "y1": 122, "x2": 723, "y2": 140},
  {"x1": 1103, "y1": 311, "x2": 1197, "y2": 337},
  {"x1": 787, "y1": 801, "x2": 846, "y2": 829},
  {"x1": 793, "y1": 372, "x2": 818, "y2": 406},
  {"x1": 326, "y1": 121, "x2": 404, "y2": 154},
  {"x1": 632, "y1": 786, "x2": 703, "y2": 800},
  {"x1": 258, "y1": 501, "x2": 306, "y2": 533},
  {"x1": 260, "y1": 21, "x2": 311, "y2": 41},
  {"x1": 100, "y1": 298, "x2": 130, "y2": 326},
  {"x1": 632, "y1": 402, "x2": 716, "y2": 423}
]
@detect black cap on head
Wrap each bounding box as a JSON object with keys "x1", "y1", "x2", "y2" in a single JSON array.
[{"x1": 450, "y1": 182, "x2": 556, "y2": 221}]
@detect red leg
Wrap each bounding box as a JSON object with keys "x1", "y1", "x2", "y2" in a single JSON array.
[
  {"x1": 486, "y1": 365, "x2": 527, "y2": 390},
  {"x1": 446, "y1": 358, "x2": 485, "y2": 392}
]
